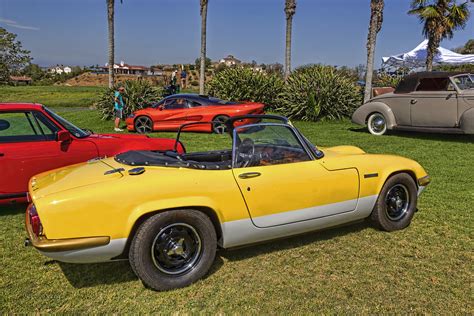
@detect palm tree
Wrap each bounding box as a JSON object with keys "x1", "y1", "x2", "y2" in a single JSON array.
[
  {"x1": 284, "y1": 0, "x2": 296, "y2": 81},
  {"x1": 363, "y1": 0, "x2": 384, "y2": 103},
  {"x1": 408, "y1": 0, "x2": 470, "y2": 71},
  {"x1": 106, "y1": 0, "x2": 115, "y2": 88},
  {"x1": 199, "y1": 0, "x2": 209, "y2": 95}
]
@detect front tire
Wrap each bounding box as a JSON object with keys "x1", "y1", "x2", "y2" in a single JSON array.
[
  {"x1": 134, "y1": 116, "x2": 153, "y2": 134},
  {"x1": 367, "y1": 112, "x2": 387, "y2": 135},
  {"x1": 129, "y1": 209, "x2": 217, "y2": 291},
  {"x1": 370, "y1": 173, "x2": 418, "y2": 231}
]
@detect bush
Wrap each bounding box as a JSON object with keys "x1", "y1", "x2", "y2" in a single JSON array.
[
  {"x1": 96, "y1": 80, "x2": 162, "y2": 120},
  {"x1": 207, "y1": 67, "x2": 284, "y2": 107},
  {"x1": 190, "y1": 80, "x2": 199, "y2": 86},
  {"x1": 276, "y1": 65, "x2": 361, "y2": 121},
  {"x1": 373, "y1": 73, "x2": 403, "y2": 88}
]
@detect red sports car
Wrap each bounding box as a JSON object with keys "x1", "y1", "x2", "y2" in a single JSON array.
[
  {"x1": 0, "y1": 103, "x2": 182, "y2": 205},
  {"x1": 126, "y1": 94, "x2": 265, "y2": 134}
]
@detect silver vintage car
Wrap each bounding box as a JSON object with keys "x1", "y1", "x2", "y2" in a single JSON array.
[{"x1": 352, "y1": 72, "x2": 474, "y2": 135}]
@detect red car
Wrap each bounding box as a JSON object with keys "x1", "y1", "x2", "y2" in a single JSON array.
[
  {"x1": 0, "y1": 103, "x2": 182, "y2": 205},
  {"x1": 126, "y1": 94, "x2": 265, "y2": 134}
]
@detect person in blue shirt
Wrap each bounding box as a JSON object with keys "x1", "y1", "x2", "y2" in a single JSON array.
[
  {"x1": 114, "y1": 86, "x2": 125, "y2": 132},
  {"x1": 180, "y1": 69, "x2": 187, "y2": 89}
]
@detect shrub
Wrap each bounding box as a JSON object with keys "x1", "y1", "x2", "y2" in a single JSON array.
[
  {"x1": 373, "y1": 73, "x2": 403, "y2": 88},
  {"x1": 207, "y1": 67, "x2": 284, "y2": 107},
  {"x1": 190, "y1": 80, "x2": 199, "y2": 86},
  {"x1": 96, "y1": 80, "x2": 162, "y2": 120},
  {"x1": 276, "y1": 65, "x2": 362, "y2": 121}
]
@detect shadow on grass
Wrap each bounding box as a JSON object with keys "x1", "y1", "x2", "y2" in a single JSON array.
[
  {"x1": 0, "y1": 203, "x2": 28, "y2": 216},
  {"x1": 348, "y1": 127, "x2": 474, "y2": 144},
  {"x1": 58, "y1": 254, "x2": 225, "y2": 289},
  {"x1": 220, "y1": 220, "x2": 370, "y2": 262},
  {"x1": 59, "y1": 260, "x2": 137, "y2": 288}
]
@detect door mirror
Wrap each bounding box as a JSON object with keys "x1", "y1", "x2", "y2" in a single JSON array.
[{"x1": 56, "y1": 130, "x2": 72, "y2": 142}]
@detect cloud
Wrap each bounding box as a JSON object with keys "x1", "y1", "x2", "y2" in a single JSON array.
[{"x1": 0, "y1": 18, "x2": 39, "y2": 31}]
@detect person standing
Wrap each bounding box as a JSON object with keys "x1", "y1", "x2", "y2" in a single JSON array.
[
  {"x1": 180, "y1": 68, "x2": 187, "y2": 89},
  {"x1": 114, "y1": 86, "x2": 125, "y2": 132}
]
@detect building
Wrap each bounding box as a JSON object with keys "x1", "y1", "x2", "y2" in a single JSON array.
[
  {"x1": 48, "y1": 66, "x2": 72, "y2": 74},
  {"x1": 219, "y1": 55, "x2": 241, "y2": 67},
  {"x1": 101, "y1": 61, "x2": 149, "y2": 75},
  {"x1": 9, "y1": 76, "x2": 32, "y2": 85}
]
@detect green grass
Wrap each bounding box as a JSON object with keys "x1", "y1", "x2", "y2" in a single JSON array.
[
  {"x1": 0, "y1": 86, "x2": 105, "y2": 108},
  {"x1": 1, "y1": 109, "x2": 473, "y2": 313}
]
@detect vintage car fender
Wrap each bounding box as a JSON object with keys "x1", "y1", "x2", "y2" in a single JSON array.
[
  {"x1": 352, "y1": 102, "x2": 397, "y2": 129},
  {"x1": 459, "y1": 108, "x2": 474, "y2": 134}
]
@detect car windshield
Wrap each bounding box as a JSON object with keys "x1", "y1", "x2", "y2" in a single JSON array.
[
  {"x1": 44, "y1": 107, "x2": 90, "y2": 138},
  {"x1": 452, "y1": 74, "x2": 474, "y2": 90}
]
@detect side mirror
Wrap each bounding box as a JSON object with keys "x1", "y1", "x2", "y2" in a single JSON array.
[{"x1": 56, "y1": 130, "x2": 72, "y2": 142}]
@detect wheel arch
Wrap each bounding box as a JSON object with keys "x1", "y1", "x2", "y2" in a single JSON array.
[
  {"x1": 352, "y1": 102, "x2": 397, "y2": 129},
  {"x1": 117, "y1": 205, "x2": 224, "y2": 259},
  {"x1": 459, "y1": 107, "x2": 474, "y2": 134}
]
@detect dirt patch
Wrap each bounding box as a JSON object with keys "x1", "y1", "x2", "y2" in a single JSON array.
[{"x1": 63, "y1": 73, "x2": 165, "y2": 87}]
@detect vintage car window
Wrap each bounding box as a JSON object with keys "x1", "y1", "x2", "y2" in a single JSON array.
[
  {"x1": 0, "y1": 111, "x2": 53, "y2": 143},
  {"x1": 233, "y1": 124, "x2": 311, "y2": 168},
  {"x1": 452, "y1": 75, "x2": 474, "y2": 90},
  {"x1": 32, "y1": 111, "x2": 59, "y2": 140},
  {"x1": 416, "y1": 78, "x2": 449, "y2": 91}
]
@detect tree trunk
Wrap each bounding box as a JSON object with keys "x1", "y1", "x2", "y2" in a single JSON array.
[
  {"x1": 107, "y1": 0, "x2": 115, "y2": 88},
  {"x1": 363, "y1": 0, "x2": 384, "y2": 103},
  {"x1": 284, "y1": 16, "x2": 293, "y2": 81},
  {"x1": 199, "y1": 0, "x2": 208, "y2": 95},
  {"x1": 426, "y1": 34, "x2": 440, "y2": 72}
]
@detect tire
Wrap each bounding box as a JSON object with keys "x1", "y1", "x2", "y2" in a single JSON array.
[
  {"x1": 370, "y1": 173, "x2": 418, "y2": 231},
  {"x1": 367, "y1": 112, "x2": 387, "y2": 136},
  {"x1": 129, "y1": 209, "x2": 217, "y2": 291},
  {"x1": 134, "y1": 116, "x2": 153, "y2": 134},
  {"x1": 212, "y1": 115, "x2": 229, "y2": 134}
]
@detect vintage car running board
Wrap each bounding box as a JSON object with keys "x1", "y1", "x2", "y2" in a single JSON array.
[{"x1": 392, "y1": 125, "x2": 465, "y2": 134}]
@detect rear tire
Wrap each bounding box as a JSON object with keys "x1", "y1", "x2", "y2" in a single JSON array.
[
  {"x1": 370, "y1": 173, "x2": 418, "y2": 231},
  {"x1": 129, "y1": 209, "x2": 217, "y2": 291},
  {"x1": 212, "y1": 115, "x2": 229, "y2": 134}
]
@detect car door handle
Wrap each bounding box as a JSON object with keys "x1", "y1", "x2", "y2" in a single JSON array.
[
  {"x1": 410, "y1": 99, "x2": 417, "y2": 104},
  {"x1": 239, "y1": 172, "x2": 261, "y2": 179}
]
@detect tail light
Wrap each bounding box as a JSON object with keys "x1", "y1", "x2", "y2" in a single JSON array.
[{"x1": 28, "y1": 204, "x2": 43, "y2": 237}]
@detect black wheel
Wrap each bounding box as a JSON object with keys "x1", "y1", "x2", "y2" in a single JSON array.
[
  {"x1": 212, "y1": 115, "x2": 229, "y2": 134},
  {"x1": 129, "y1": 209, "x2": 217, "y2": 291},
  {"x1": 370, "y1": 173, "x2": 418, "y2": 231},
  {"x1": 367, "y1": 112, "x2": 387, "y2": 136},
  {"x1": 134, "y1": 116, "x2": 153, "y2": 134}
]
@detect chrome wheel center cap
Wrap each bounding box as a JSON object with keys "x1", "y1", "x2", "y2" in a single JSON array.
[{"x1": 166, "y1": 238, "x2": 185, "y2": 256}]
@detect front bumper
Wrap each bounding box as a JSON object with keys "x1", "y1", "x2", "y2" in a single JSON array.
[
  {"x1": 25, "y1": 207, "x2": 110, "y2": 253},
  {"x1": 417, "y1": 175, "x2": 431, "y2": 196}
]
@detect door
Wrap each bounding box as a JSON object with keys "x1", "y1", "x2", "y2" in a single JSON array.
[
  {"x1": 232, "y1": 124, "x2": 359, "y2": 228},
  {"x1": 154, "y1": 97, "x2": 190, "y2": 129},
  {"x1": 0, "y1": 110, "x2": 98, "y2": 196},
  {"x1": 409, "y1": 78, "x2": 458, "y2": 127}
]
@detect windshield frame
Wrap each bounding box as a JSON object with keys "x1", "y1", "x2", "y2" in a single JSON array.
[{"x1": 44, "y1": 107, "x2": 90, "y2": 138}]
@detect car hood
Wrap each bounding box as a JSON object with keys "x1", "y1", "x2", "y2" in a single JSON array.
[{"x1": 29, "y1": 158, "x2": 124, "y2": 200}]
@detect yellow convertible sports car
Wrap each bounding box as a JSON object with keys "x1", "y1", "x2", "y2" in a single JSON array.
[{"x1": 25, "y1": 115, "x2": 430, "y2": 291}]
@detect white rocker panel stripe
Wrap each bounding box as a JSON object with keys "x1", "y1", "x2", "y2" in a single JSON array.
[
  {"x1": 221, "y1": 195, "x2": 378, "y2": 248},
  {"x1": 38, "y1": 238, "x2": 127, "y2": 263}
]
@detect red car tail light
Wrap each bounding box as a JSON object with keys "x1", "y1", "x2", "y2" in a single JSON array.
[{"x1": 28, "y1": 204, "x2": 43, "y2": 237}]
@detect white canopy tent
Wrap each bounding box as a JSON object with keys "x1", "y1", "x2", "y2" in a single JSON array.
[{"x1": 382, "y1": 40, "x2": 474, "y2": 68}]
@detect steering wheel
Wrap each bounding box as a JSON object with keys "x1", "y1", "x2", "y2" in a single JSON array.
[{"x1": 236, "y1": 138, "x2": 256, "y2": 168}]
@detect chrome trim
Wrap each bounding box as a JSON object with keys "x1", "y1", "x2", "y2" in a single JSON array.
[{"x1": 418, "y1": 175, "x2": 431, "y2": 186}]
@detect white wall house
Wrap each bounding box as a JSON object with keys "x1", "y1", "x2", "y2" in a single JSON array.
[{"x1": 219, "y1": 55, "x2": 241, "y2": 67}]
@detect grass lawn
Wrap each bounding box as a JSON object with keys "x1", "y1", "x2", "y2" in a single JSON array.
[
  {"x1": 0, "y1": 85, "x2": 105, "y2": 108},
  {"x1": 0, "y1": 109, "x2": 473, "y2": 313}
]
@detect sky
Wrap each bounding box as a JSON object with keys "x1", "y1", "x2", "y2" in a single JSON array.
[{"x1": 0, "y1": 0, "x2": 473, "y2": 68}]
